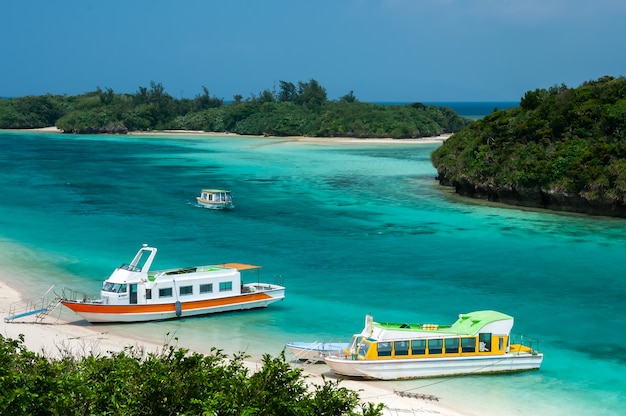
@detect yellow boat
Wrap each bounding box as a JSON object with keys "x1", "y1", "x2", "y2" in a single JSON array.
[{"x1": 324, "y1": 310, "x2": 543, "y2": 380}]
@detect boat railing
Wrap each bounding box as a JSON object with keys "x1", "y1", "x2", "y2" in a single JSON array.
[
  {"x1": 58, "y1": 286, "x2": 99, "y2": 303},
  {"x1": 4, "y1": 285, "x2": 63, "y2": 323},
  {"x1": 510, "y1": 332, "x2": 541, "y2": 355},
  {"x1": 244, "y1": 275, "x2": 284, "y2": 292},
  {"x1": 247, "y1": 283, "x2": 280, "y2": 292},
  {"x1": 291, "y1": 339, "x2": 348, "y2": 365}
]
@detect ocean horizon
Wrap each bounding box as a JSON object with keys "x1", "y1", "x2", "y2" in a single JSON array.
[
  {"x1": 0, "y1": 105, "x2": 623, "y2": 415},
  {"x1": 374, "y1": 101, "x2": 519, "y2": 120}
]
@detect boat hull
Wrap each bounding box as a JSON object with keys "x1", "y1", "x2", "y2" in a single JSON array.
[
  {"x1": 324, "y1": 353, "x2": 544, "y2": 380},
  {"x1": 197, "y1": 200, "x2": 234, "y2": 210},
  {"x1": 62, "y1": 289, "x2": 284, "y2": 323}
]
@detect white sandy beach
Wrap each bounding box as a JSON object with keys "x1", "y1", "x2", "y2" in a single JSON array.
[
  {"x1": 1, "y1": 265, "x2": 465, "y2": 416},
  {"x1": 20, "y1": 126, "x2": 451, "y2": 145}
]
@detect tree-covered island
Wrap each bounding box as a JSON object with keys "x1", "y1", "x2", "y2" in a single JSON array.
[
  {"x1": 0, "y1": 79, "x2": 472, "y2": 138},
  {"x1": 431, "y1": 75, "x2": 626, "y2": 218}
]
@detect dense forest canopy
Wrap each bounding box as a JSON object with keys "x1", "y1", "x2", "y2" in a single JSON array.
[
  {"x1": 0, "y1": 80, "x2": 472, "y2": 138},
  {"x1": 431, "y1": 75, "x2": 626, "y2": 217}
]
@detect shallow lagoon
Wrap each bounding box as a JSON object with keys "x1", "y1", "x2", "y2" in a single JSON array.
[{"x1": 1, "y1": 131, "x2": 624, "y2": 415}]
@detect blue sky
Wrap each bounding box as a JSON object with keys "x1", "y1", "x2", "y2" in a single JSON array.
[{"x1": 2, "y1": 0, "x2": 625, "y2": 102}]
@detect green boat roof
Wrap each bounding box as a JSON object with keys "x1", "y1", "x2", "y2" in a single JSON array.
[
  {"x1": 374, "y1": 310, "x2": 513, "y2": 336},
  {"x1": 448, "y1": 310, "x2": 512, "y2": 334}
]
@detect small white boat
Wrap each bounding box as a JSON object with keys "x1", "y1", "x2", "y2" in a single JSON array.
[
  {"x1": 61, "y1": 244, "x2": 285, "y2": 323},
  {"x1": 324, "y1": 310, "x2": 543, "y2": 380},
  {"x1": 196, "y1": 189, "x2": 234, "y2": 210},
  {"x1": 286, "y1": 341, "x2": 349, "y2": 363}
]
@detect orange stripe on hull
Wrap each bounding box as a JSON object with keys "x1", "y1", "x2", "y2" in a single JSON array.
[{"x1": 62, "y1": 292, "x2": 274, "y2": 315}]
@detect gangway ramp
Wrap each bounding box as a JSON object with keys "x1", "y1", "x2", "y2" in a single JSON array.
[{"x1": 4, "y1": 285, "x2": 62, "y2": 323}]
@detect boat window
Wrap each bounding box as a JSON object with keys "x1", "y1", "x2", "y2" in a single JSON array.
[
  {"x1": 461, "y1": 337, "x2": 476, "y2": 353},
  {"x1": 377, "y1": 342, "x2": 392, "y2": 357},
  {"x1": 411, "y1": 339, "x2": 426, "y2": 355},
  {"x1": 159, "y1": 287, "x2": 173, "y2": 298},
  {"x1": 146, "y1": 289, "x2": 152, "y2": 300},
  {"x1": 180, "y1": 285, "x2": 193, "y2": 296},
  {"x1": 200, "y1": 283, "x2": 213, "y2": 294},
  {"x1": 357, "y1": 341, "x2": 370, "y2": 356},
  {"x1": 498, "y1": 337, "x2": 504, "y2": 351},
  {"x1": 219, "y1": 281, "x2": 233, "y2": 292},
  {"x1": 479, "y1": 333, "x2": 491, "y2": 352},
  {"x1": 444, "y1": 338, "x2": 459, "y2": 354},
  {"x1": 102, "y1": 283, "x2": 127, "y2": 293},
  {"x1": 348, "y1": 335, "x2": 363, "y2": 353},
  {"x1": 427, "y1": 339, "x2": 443, "y2": 354},
  {"x1": 394, "y1": 340, "x2": 409, "y2": 356}
]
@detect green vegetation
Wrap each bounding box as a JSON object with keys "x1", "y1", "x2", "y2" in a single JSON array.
[
  {"x1": 0, "y1": 80, "x2": 472, "y2": 138},
  {"x1": 431, "y1": 76, "x2": 626, "y2": 217},
  {"x1": 0, "y1": 333, "x2": 384, "y2": 415}
]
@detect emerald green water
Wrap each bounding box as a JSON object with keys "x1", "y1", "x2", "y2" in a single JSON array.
[{"x1": 1, "y1": 131, "x2": 624, "y2": 415}]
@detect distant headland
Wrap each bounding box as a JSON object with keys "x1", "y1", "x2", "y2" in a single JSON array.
[
  {"x1": 0, "y1": 79, "x2": 472, "y2": 139},
  {"x1": 432, "y1": 75, "x2": 626, "y2": 218}
]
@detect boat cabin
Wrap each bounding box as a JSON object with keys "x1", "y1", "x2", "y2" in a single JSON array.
[
  {"x1": 99, "y1": 245, "x2": 260, "y2": 306},
  {"x1": 345, "y1": 311, "x2": 534, "y2": 360},
  {"x1": 346, "y1": 332, "x2": 511, "y2": 360},
  {"x1": 197, "y1": 189, "x2": 234, "y2": 209}
]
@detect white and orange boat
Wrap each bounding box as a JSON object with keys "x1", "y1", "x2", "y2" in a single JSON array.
[{"x1": 60, "y1": 244, "x2": 285, "y2": 323}]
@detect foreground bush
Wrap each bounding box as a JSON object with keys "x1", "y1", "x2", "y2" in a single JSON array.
[{"x1": 0, "y1": 334, "x2": 383, "y2": 416}]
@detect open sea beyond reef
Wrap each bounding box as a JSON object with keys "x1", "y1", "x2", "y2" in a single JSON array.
[{"x1": 1, "y1": 104, "x2": 624, "y2": 416}]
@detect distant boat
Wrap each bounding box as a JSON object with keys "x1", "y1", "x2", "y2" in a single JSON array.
[
  {"x1": 196, "y1": 189, "x2": 234, "y2": 209},
  {"x1": 60, "y1": 244, "x2": 285, "y2": 323},
  {"x1": 324, "y1": 310, "x2": 543, "y2": 380},
  {"x1": 286, "y1": 341, "x2": 349, "y2": 363}
]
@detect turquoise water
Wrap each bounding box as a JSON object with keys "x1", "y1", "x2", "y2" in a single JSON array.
[{"x1": 1, "y1": 130, "x2": 624, "y2": 415}]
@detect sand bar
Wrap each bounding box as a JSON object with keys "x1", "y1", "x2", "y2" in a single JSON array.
[{"x1": 8, "y1": 127, "x2": 451, "y2": 145}]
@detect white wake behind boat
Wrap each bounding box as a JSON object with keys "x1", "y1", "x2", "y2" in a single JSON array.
[
  {"x1": 286, "y1": 341, "x2": 349, "y2": 363},
  {"x1": 324, "y1": 310, "x2": 543, "y2": 380},
  {"x1": 61, "y1": 244, "x2": 285, "y2": 323}
]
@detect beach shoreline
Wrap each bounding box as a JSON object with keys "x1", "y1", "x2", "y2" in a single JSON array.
[
  {"x1": 7, "y1": 126, "x2": 451, "y2": 145},
  {"x1": 0, "y1": 273, "x2": 466, "y2": 416}
]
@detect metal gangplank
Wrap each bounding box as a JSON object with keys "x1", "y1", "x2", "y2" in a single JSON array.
[
  {"x1": 289, "y1": 340, "x2": 347, "y2": 366},
  {"x1": 291, "y1": 340, "x2": 326, "y2": 366},
  {"x1": 4, "y1": 285, "x2": 63, "y2": 323}
]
